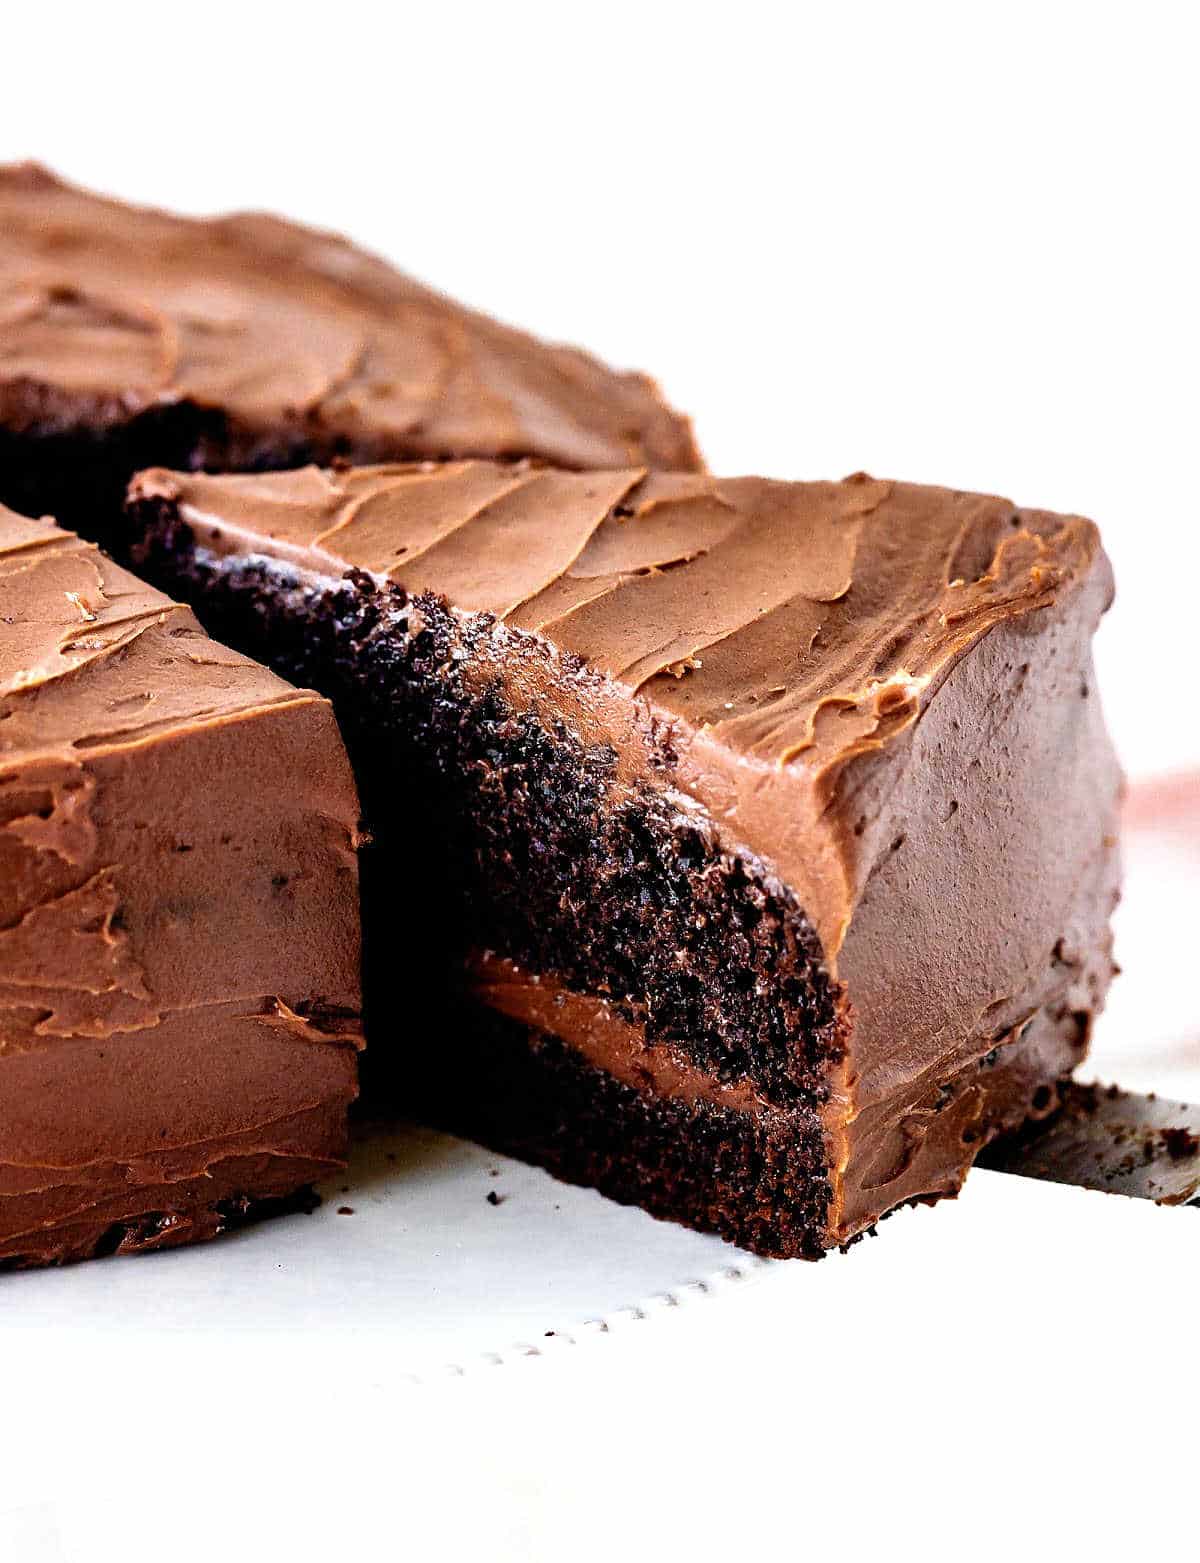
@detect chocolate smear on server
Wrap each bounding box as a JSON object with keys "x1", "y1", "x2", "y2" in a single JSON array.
[{"x1": 981, "y1": 1083, "x2": 1200, "y2": 1205}]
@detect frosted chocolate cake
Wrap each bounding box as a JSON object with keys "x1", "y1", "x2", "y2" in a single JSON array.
[
  {"x1": 0, "y1": 505, "x2": 362, "y2": 1268},
  {"x1": 127, "y1": 461, "x2": 1121, "y2": 1256},
  {"x1": 0, "y1": 165, "x2": 699, "y2": 548}
]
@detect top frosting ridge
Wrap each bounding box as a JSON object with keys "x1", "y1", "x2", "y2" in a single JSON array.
[{"x1": 145, "y1": 459, "x2": 1108, "y2": 786}]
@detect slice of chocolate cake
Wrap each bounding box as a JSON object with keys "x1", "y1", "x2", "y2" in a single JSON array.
[
  {"x1": 0, "y1": 165, "x2": 699, "y2": 548},
  {"x1": 0, "y1": 506, "x2": 362, "y2": 1268},
  {"x1": 128, "y1": 462, "x2": 1121, "y2": 1257}
]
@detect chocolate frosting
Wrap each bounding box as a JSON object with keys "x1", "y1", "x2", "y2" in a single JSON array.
[
  {"x1": 0, "y1": 507, "x2": 363, "y2": 1265},
  {"x1": 470, "y1": 953, "x2": 760, "y2": 1114},
  {"x1": 139, "y1": 461, "x2": 1121, "y2": 1242},
  {"x1": 0, "y1": 164, "x2": 699, "y2": 474}
]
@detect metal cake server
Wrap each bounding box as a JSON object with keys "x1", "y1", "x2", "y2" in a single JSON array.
[{"x1": 979, "y1": 1082, "x2": 1200, "y2": 1206}]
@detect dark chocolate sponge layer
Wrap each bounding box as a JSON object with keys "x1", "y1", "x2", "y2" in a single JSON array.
[
  {"x1": 424, "y1": 1009, "x2": 833, "y2": 1260},
  {"x1": 0, "y1": 403, "x2": 378, "y2": 559}
]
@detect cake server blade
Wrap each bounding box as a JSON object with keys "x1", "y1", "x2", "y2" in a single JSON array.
[{"x1": 978, "y1": 1082, "x2": 1200, "y2": 1205}]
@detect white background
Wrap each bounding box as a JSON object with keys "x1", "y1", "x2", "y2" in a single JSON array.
[{"x1": 2, "y1": 4, "x2": 1199, "y2": 1559}]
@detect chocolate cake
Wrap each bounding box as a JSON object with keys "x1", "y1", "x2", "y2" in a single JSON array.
[
  {"x1": 127, "y1": 461, "x2": 1121, "y2": 1257},
  {"x1": 0, "y1": 505, "x2": 362, "y2": 1268},
  {"x1": 0, "y1": 164, "x2": 699, "y2": 550}
]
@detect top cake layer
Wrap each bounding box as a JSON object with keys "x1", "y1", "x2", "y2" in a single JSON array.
[
  {"x1": 0, "y1": 164, "x2": 699, "y2": 472},
  {"x1": 135, "y1": 458, "x2": 1114, "y2": 958}
]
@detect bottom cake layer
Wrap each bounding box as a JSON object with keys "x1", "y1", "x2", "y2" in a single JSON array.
[
  {"x1": 0, "y1": 998, "x2": 358, "y2": 1270},
  {"x1": 411, "y1": 990, "x2": 1088, "y2": 1259},
  {"x1": 414, "y1": 1005, "x2": 834, "y2": 1260}
]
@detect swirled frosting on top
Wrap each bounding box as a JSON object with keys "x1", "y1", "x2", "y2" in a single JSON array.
[{"x1": 0, "y1": 164, "x2": 699, "y2": 473}]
